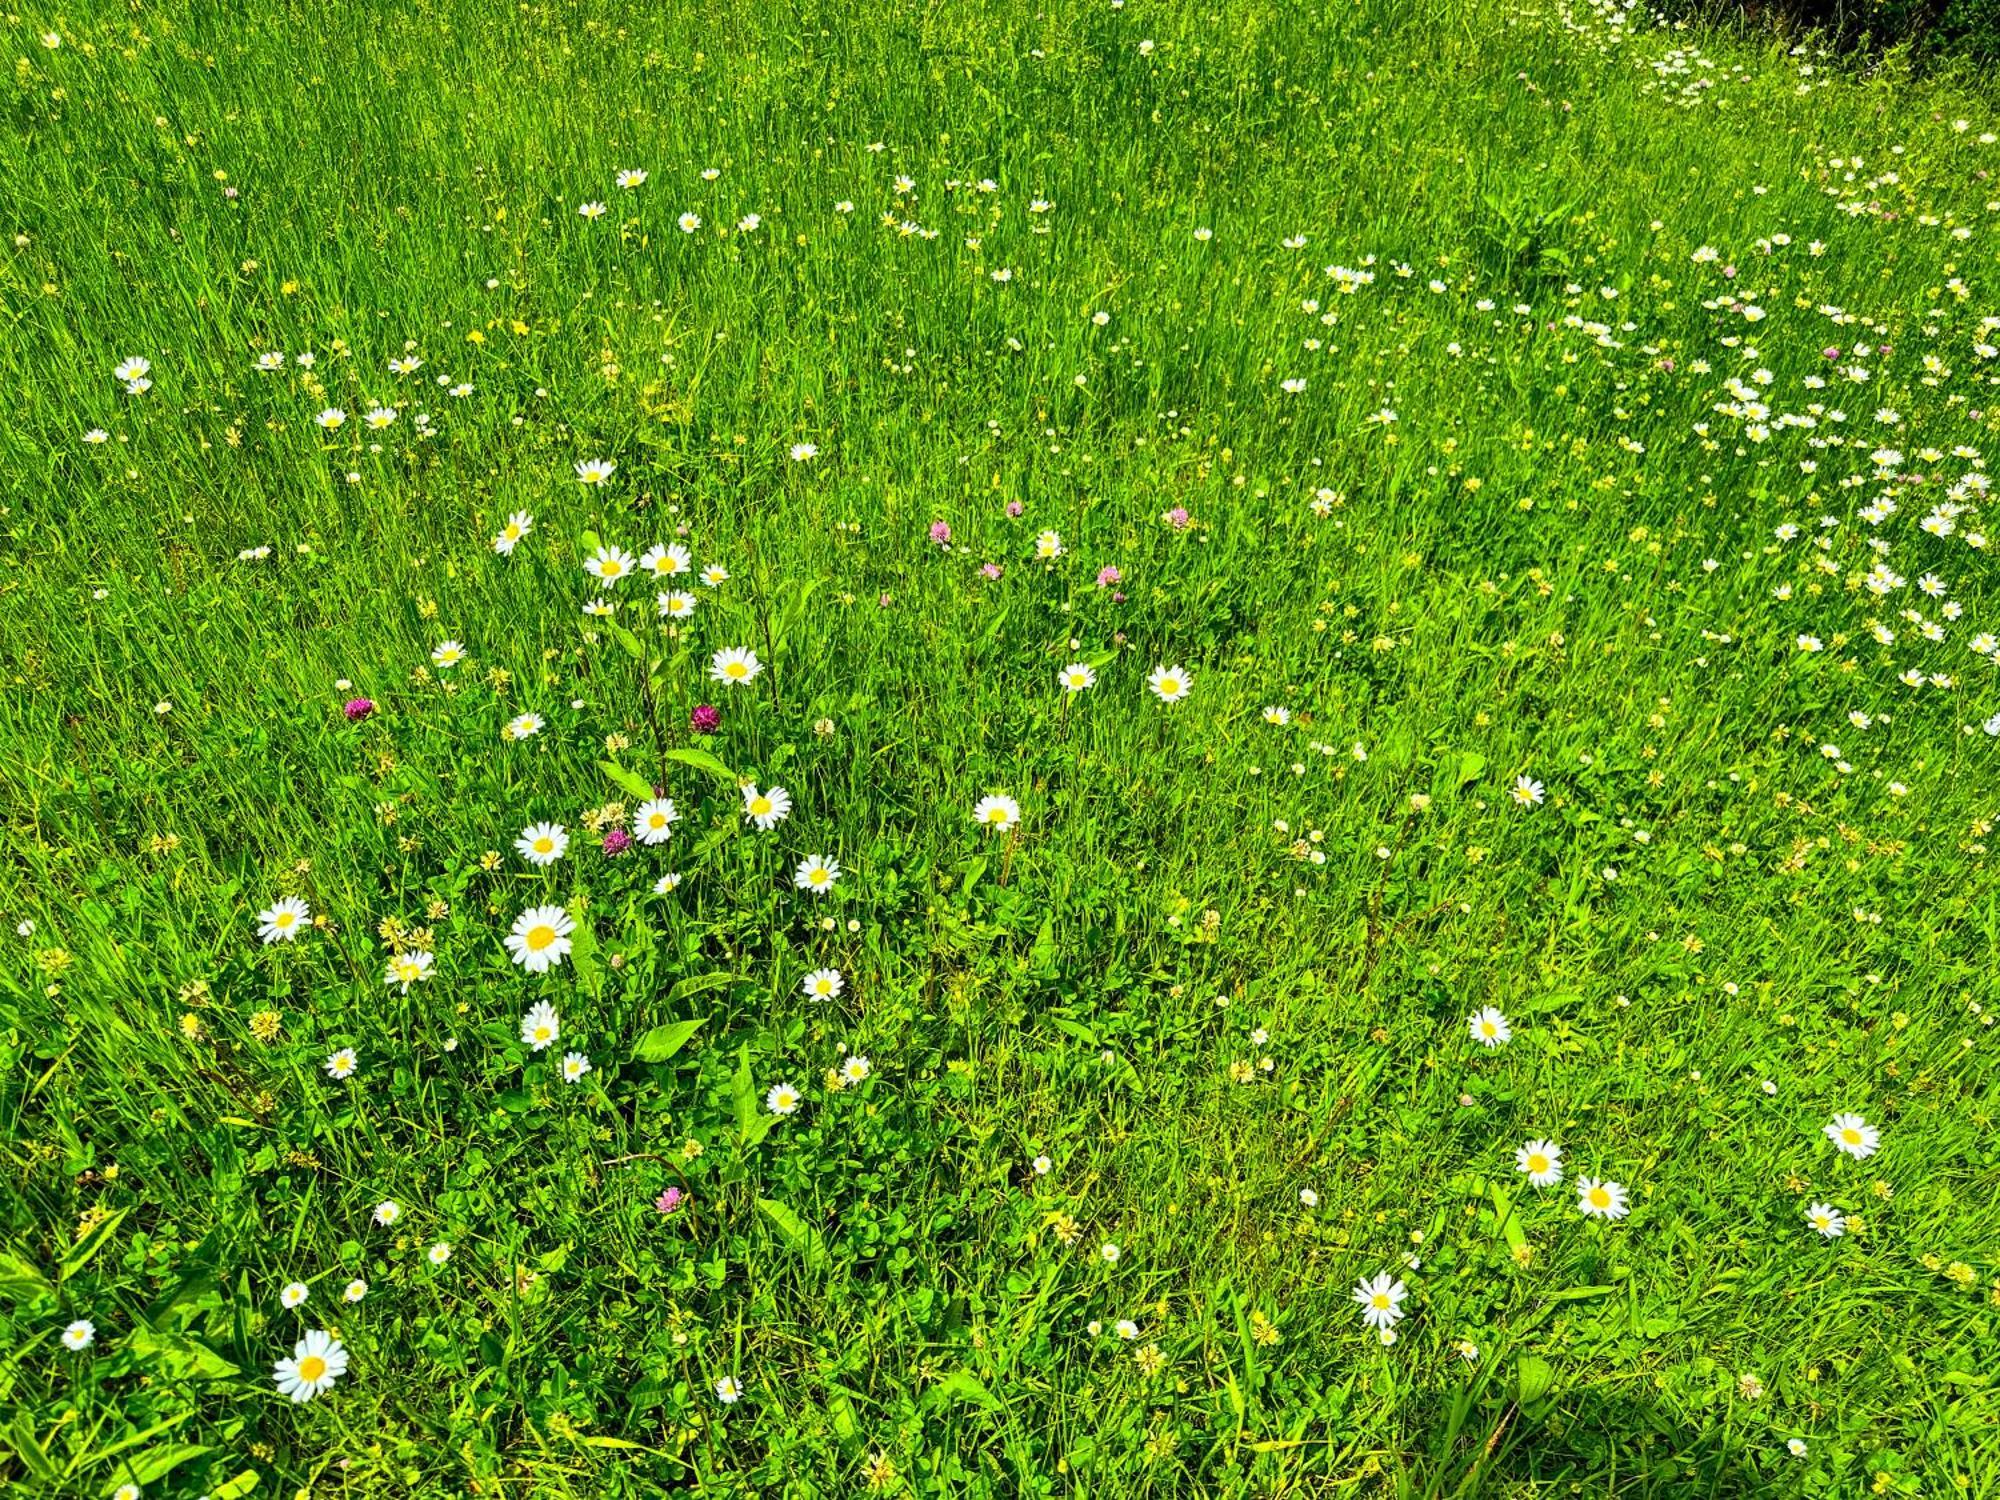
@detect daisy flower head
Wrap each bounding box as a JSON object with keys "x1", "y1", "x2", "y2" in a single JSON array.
[
  {"x1": 257, "y1": 896, "x2": 311, "y2": 944},
  {"x1": 343, "y1": 1279, "x2": 368, "y2": 1303},
  {"x1": 802, "y1": 967, "x2": 844, "y2": 1001},
  {"x1": 519, "y1": 999, "x2": 561, "y2": 1052},
  {"x1": 316, "y1": 407, "x2": 346, "y2": 430},
  {"x1": 584, "y1": 544, "x2": 635, "y2": 586},
  {"x1": 1147, "y1": 664, "x2": 1192, "y2": 703},
  {"x1": 973, "y1": 793, "x2": 1021, "y2": 833},
  {"x1": 1352, "y1": 1273, "x2": 1407, "y2": 1330},
  {"x1": 710, "y1": 646, "x2": 762, "y2": 686},
  {"x1": 1806, "y1": 1202, "x2": 1846, "y2": 1238},
  {"x1": 1035, "y1": 528, "x2": 1065, "y2": 559},
  {"x1": 373, "y1": 1200, "x2": 400, "y2": 1227},
  {"x1": 793, "y1": 854, "x2": 841, "y2": 896},
  {"x1": 515, "y1": 821, "x2": 569, "y2": 867},
  {"x1": 62, "y1": 1319, "x2": 95, "y2": 1351},
  {"x1": 679, "y1": 211, "x2": 702, "y2": 233},
  {"x1": 1467, "y1": 1007, "x2": 1512, "y2": 1048},
  {"x1": 273, "y1": 1329, "x2": 348, "y2": 1403},
  {"x1": 431, "y1": 640, "x2": 467, "y2": 669},
  {"x1": 653, "y1": 872, "x2": 682, "y2": 894},
  {"x1": 657, "y1": 589, "x2": 698, "y2": 620},
  {"x1": 641, "y1": 542, "x2": 691, "y2": 578},
  {"x1": 840, "y1": 1054, "x2": 871, "y2": 1085},
  {"x1": 280, "y1": 1281, "x2": 309, "y2": 1310},
  {"x1": 427, "y1": 1242, "x2": 451, "y2": 1266},
  {"x1": 383, "y1": 950, "x2": 434, "y2": 992},
  {"x1": 617, "y1": 168, "x2": 648, "y2": 189},
  {"x1": 700, "y1": 563, "x2": 730, "y2": 588},
  {"x1": 1515, "y1": 1138, "x2": 1563, "y2": 1187},
  {"x1": 507, "y1": 905, "x2": 575, "y2": 975},
  {"x1": 1575, "y1": 1177, "x2": 1630, "y2": 1220},
  {"x1": 1824, "y1": 1112, "x2": 1880, "y2": 1160},
  {"x1": 633, "y1": 798, "x2": 678, "y2": 845},
  {"x1": 503, "y1": 712, "x2": 545, "y2": 741},
  {"x1": 715, "y1": 1375, "x2": 743, "y2": 1403},
  {"x1": 113, "y1": 356, "x2": 150, "y2": 384},
  {"x1": 766, "y1": 1081, "x2": 802, "y2": 1115},
  {"x1": 578, "y1": 201, "x2": 607, "y2": 220},
  {"x1": 325, "y1": 1047, "x2": 358, "y2": 1080},
  {"x1": 561, "y1": 1051, "x2": 592, "y2": 1084},
  {"x1": 789, "y1": 441, "x2": 818, "y2": 463},
  {"x1": 742, "y1": 784, "x2": 792, "y2": 830},
  {"x1": 1058, "y1": 662, "x2": 1097, "y2": 694},
  {"x1": 1262, "y1": 705, "x2": 1291, "y2": 725},
  {"x1": 1510, "y1": 775, "x2": 1546, "y2": 807},
  {"x1": 493, "y1": 510, "x2": 534, "y2": 555},
  {"x1": 364, "y1": 406, "x2": 397, "y2": 429}
]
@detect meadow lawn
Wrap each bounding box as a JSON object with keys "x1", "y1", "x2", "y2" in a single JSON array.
[{"x1": 3, "y1": 0, "x2": 2000, "y2": 1494}]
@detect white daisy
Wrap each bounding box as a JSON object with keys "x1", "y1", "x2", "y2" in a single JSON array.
[
  {"x1": 633, "y1": 798, "x2": 678, "y2": 845},
  {"x1": 742, "y1": 784, "x2": 792, "y2": 830},
  {"x1": 1147, "y1": 664, "x2": 1192, "y2": 702},
  {"x1": 1467, "y1": 1007, "x2": 1512, "y2": 1048},
  {"x1": 1352, "y1": 1273, "x2": 1407, "y2": 1330},
  {"x1": 515, "y1": 821, "x2": 569, "y2": 867},
  {"x1": 793, "y1": 854, "x2": 841, "y2": 895},
  {"x1": 1806, "y1": 1202, "x2": 1846, "y2": 1238},
  {"x1": 1514, "y1": 1139, "x2": 1563, "y2": 1187},
  {"x1": 641, "y1": 542, "x2": 692, "y2": 578},
  {"x1": 1823, "y1": 1113, "x2": 1880, "y2": 1160},
  {"x1": 802, "y1": 968, "x2": 844, "y2": 1001},
  {"x1": 257, "y1": 896, "x2": 312, "y2": 944},
  {"x1": 506, "y1": 906, "x2": 575, "y2": 975},
  {"x1": 1575, "y1": 1177, "x2": 1630, "y2": 1220},
  {"x1": 584, "y1": 545, "x2": 636, "y2": 586},
  {"x1": 520, "y1": 1000, "x2": 561, "y2": 1051},
  {"x1": 1058, "y1": 662, "x2": 1097, "y2": 693},
  {"x1": 972, "y1": 794, "x2": 1021, "y2": 833},
  {"x1": 273, "y1": 1329, "x2": 348, "y2": 1403},
  {"x1": 765, "y1": 1081, "x2": 803, "y2": 1115},
  {"x1": 710, "y1": 646, "x2": 762, "y2": 686},
  {"x1": 561, "y1": 1051, "x2": 592, "y2": 1084}
]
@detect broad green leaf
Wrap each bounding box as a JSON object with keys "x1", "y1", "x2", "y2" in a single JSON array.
[
  {"x1": 1516, "y1": 1354, "x2": 1556, "y2": 1406},
  {"x1": 207, "y1": 1470, "x2": 261, "y2": 1500},
  {"x1": 633, "y1": 1017, "x2": 705, "y2": 1063},
  {"x1": 0, "y1": 1247, "x2": 51, "y2": 1301},
  {"x1": 104, "y1": 1443, "x2": 210, "y2": 1492},
  {"x1": 662, "y1": 746, "x2": 736, "y2": 782},
  {"x1": 928, "y1": 1370, "x2": 1001, "y2": 1412},
  {"x1": 756, "y1": 1198, "x2": 828, "y2": 1268},
  {"x1": 668, "y1": 972, "x2": 735, "y2": 1004},
  {"x1": 124, "y1": 1326, "x2": 240, "y2": 1381},
  {"x1": 61, "y1": 1209, "x2": 128, "y2": 1283},
  {"x1": 598, "y1": 760, "x2": 654, "y2": 800}
]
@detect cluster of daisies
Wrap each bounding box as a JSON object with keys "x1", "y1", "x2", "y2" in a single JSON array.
[{"x1": 1347, "y1": 1109, "x2": 1885, "y2": 1341}]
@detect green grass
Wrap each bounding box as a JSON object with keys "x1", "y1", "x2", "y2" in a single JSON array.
[{"x1": 3, "y1": 0, "x2": 1999, "y2": 1494}]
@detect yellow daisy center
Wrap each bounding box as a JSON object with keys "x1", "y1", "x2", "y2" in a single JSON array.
[
  {"x1": 534, "y1": 837, "x2": 553, "y2": 853},
  {"x1": 751, "y1": 797, "x2": 771, "y2": 815},
  {"x1": 1588, "y1": 1187, "x2": 1610, "y2": 1207},
  {"x1": 297, "y1": 1355, "x2": 327, "y2": 1382},
  {"x1": 526, "y1": 925, "x2": 556, "y2": 951},
  {"x1": 1528, "y1": 1154, "x2": 1548, "y2": 1173},
  {"x1": 1841, "y1": 1128, "x2": 1861, "y2": 1144},
  {"x1": 1371, "y1": 1293, "x2": 1390, "y2": 1309},
  {"x1": 726, "y1": 662, "x2": 747, "y2": 678}
]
